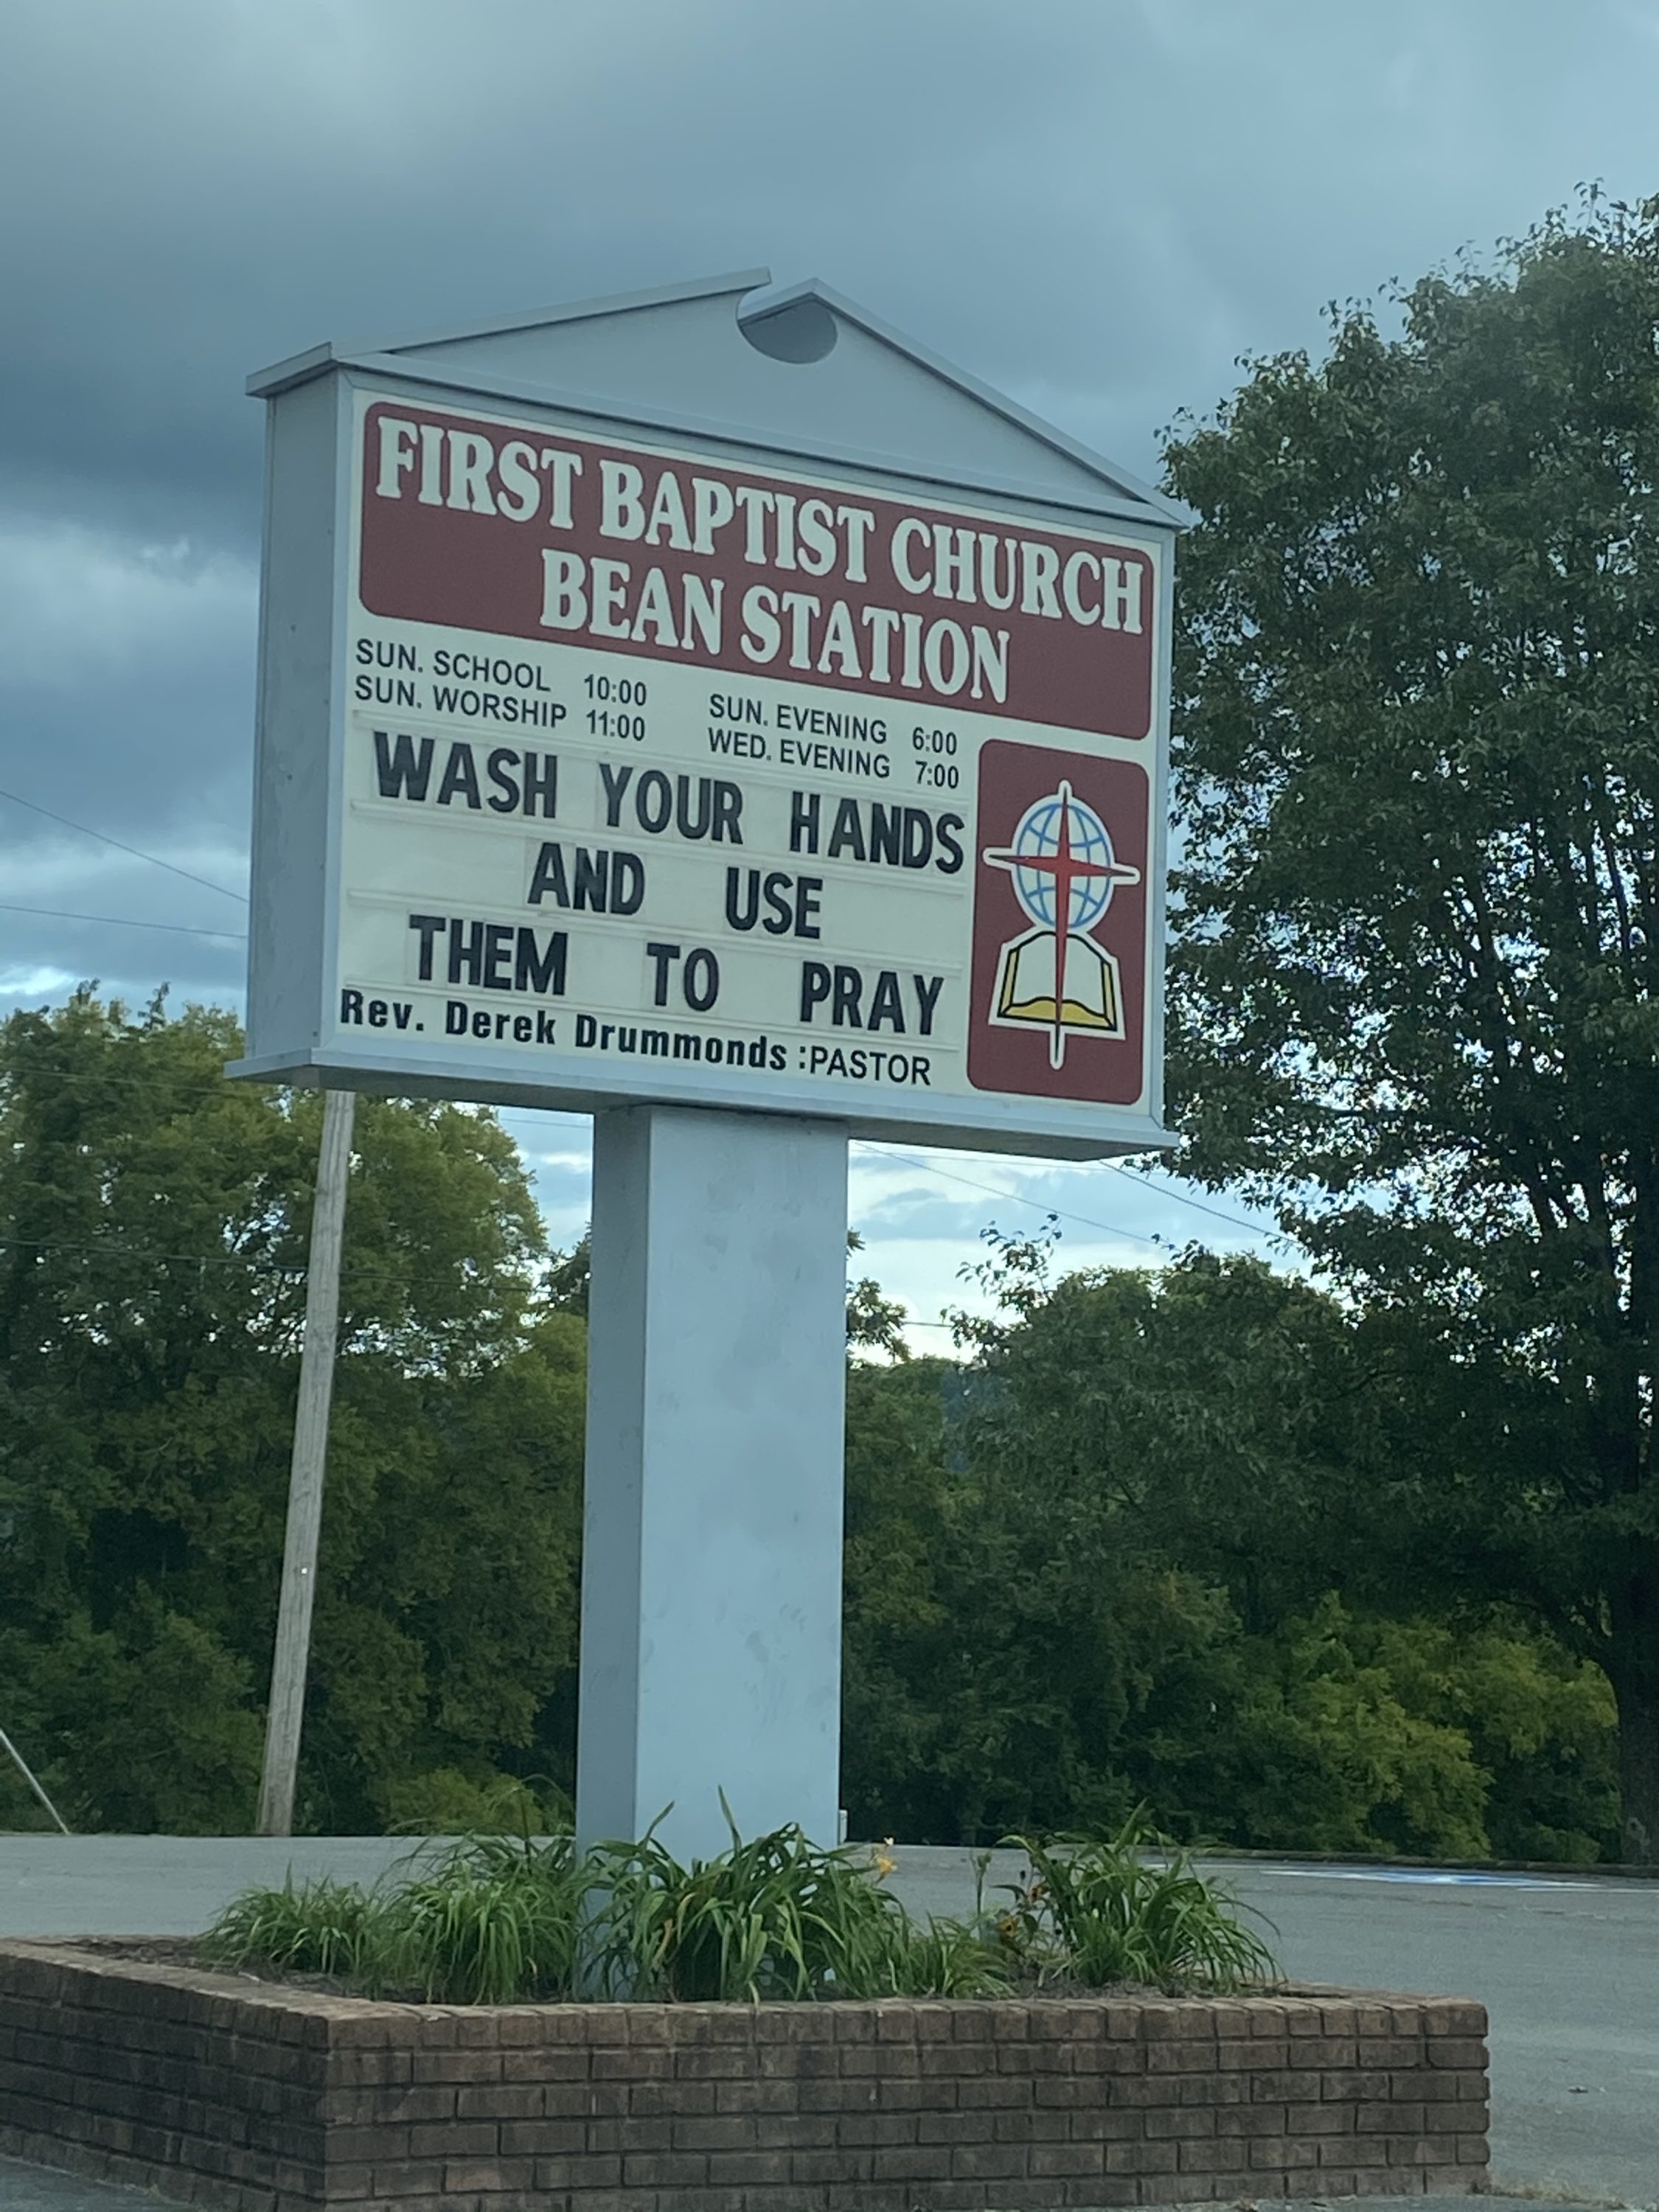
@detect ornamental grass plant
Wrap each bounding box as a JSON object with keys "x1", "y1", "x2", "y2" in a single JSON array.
[
  {"x1": 201, "y1": 1810, "x2": 1274, "y2": 2004},
  {"x1": 585, "y1": 1806, "x2": 1007, "y2": 2001},
  {"x1": 998, "y1": 1816, "x2": 1277, "y2": 1992}
]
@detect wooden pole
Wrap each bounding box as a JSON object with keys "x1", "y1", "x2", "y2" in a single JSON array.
[
  {"x1": 256, "y1": 1085, "x2": 355, "y2": 1837},
  {"x1": 0, "y1": 1723, "x2": 71, "y2": 1834}
]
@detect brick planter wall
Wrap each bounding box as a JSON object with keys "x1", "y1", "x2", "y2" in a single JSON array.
[{"x1": 0, "y1": 1939, "x2": 1489, "y2": 2210}]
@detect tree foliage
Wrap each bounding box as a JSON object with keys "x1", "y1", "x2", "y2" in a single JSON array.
[
  {"x1": 0, "y1": 991, "x2": 583, "y2": 1832},
  {"x1": 841, "y1": 1240, "x2": 1618, "y2": 1860},
  {"x1": 1163, "y1": 194, "x2": 1659, "y2": 1857},
  {"x1": 0, "y1": 992, "x2": 1623, "y2": 1863}
]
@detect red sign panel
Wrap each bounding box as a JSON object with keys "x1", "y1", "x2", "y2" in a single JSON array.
[
  {"x1": 357, "y1": 402, "x2": 1156, "y2": 741},
  {"x1": 967, "y1": 740, "x2": 1150, "y2": 1102}
]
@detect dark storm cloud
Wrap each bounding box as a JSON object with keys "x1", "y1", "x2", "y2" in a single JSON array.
[
  {"x1": 8, "y1": 0, "x2": 1657, "y2": 547},
  {"x1": 4, "y1": 0, "x2": 1659, "y2": 1274}
]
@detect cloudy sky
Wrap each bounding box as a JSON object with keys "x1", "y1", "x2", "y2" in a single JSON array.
[{"x1": 4, "y1": 0, "x2": 1655, "y2": 1335}]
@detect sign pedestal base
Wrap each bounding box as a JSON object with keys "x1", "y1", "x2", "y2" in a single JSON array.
[{"x1": 575, "y1": 1105, "x2": 849, "y2": 1863}]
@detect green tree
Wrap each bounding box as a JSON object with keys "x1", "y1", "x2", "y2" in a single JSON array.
[
  {"x1": 843, "y1": 1239, "x2": 1620, "y2": 1860},
  {"x1": 1164, "y1": 195, "x2": 1659, "y2": 1857},
  {"x1": 0, "y1": 991, "x2": 583, "y2": 1832}
]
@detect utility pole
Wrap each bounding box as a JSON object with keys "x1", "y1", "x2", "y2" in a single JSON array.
[{"x1": 256, "y1": 1085, "x2": 355, "y2": 1837}]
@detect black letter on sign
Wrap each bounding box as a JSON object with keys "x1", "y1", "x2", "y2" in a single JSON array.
[{"x1": 684, "y1": 949, "x2": 720, "y2": 1012}]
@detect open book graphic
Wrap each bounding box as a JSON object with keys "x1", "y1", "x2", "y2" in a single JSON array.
[{"x1": 995, "y1": 927, "x2": 1124, "y2": 1037}]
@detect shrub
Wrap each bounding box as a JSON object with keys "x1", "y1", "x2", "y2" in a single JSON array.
[
  {"x1": 998, "y1": 1817, "x2": 1277, "y2": 1992},
  {"x1": 201, "y1": 1812, "x2": 1271, "y2": 2003},
  {"x1": 585, "y1": 1807, "x2": 1006, "y2": 2001},
  {"x1": 376, "y1": 1832, "x2": 585, "y2": 2003},
  {"x1": 201, "y1": 1875, "x2": 379, "y2": 1982}
]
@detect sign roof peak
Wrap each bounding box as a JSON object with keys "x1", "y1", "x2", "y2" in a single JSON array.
[{"x1": 247, "y1": 271, "x2": 1180, "y2": 529}]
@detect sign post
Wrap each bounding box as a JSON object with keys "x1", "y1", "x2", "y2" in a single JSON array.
[{"x1": 236, "y1": 270, "x2": 1179, "y2": 1857}]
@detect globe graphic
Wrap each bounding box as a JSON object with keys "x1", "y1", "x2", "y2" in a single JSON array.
[{"x1": 1009, "y1": 793, "x2": 1117, "y2": 929}]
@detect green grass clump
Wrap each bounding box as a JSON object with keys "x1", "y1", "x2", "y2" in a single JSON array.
[
  {"x1": 378, "y1": 1832, "x2": 585, "y2": 2003},
  {"x1": 586, "y1": 1802, "x2": 1007, "y2": 2001},
  {"x1": 201, "y1": 1809, "x2": 1274, "y2": 2005},
  {"x1": 201, "y1": 1875, "x2": 379, "y2": 1982},
  {"x1": 998, "y1": 1817, "x2": 1277, "y2": 1993}
]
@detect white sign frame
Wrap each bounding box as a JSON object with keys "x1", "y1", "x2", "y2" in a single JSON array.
[{"x1": 236, "y1": 282, "x2": 1177, "y2": 1161}]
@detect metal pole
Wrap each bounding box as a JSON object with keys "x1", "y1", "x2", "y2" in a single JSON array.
[
  {"x1": 256, "y1": 1085, "x2": 355, "y2": 1837},
  {"x1": 0, "y1": 1724, "x2": 71, "y2": 1834},
  {"x1": 576, "y1": 1105, "x2": 848, "y2": 1863}
]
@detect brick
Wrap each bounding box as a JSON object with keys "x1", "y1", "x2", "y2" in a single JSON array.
[
  {"x1": 1066, "y1": 2109, "x2": 1144, "y2": 2142},
  {"x1": 532, "y1": 2152, "x2": 623, "y2": 2188},
  {"x1": 672, "y1": 2045, "x2": 757, "y2": 2079},
  {"x1": 1248, "y1": 2067, "x2": 1321, "y2": 2100},
  {"x1": 628, "y1": 2080, "x2": 715, "y2": 2116},
  {"x1": 1285, "y1": 2100, "x2": 1353, "y2": 2134},
  {"x1": 409, "y1": 2049, "x2": 499, "y2": 2084},
  {"x1": 706, "y1": 2149, "x2": 793, "y2": 2185},
  {"x1": 1177, "y1": 2070, "x2": 1239, "y2": 2106},
  {"x1": 368, "y1": 2158, "x2": 447, "y2": 2194},
  {"x1": 800, "y1": 2078, "x2": 872, "y2": 2112},
  {"x1": 1391, "y1": 2131, "x2": 1464, "y2": 2164},
  {"x1": 1146, "y1": 2038, "x2": 1221, "y2": 2074},
  {"x1": 1216, "y1": 2103, "x2": 1289, "y2": 2138},
  {"x1": 833, "y1": 2112, "x2": 917, "y2": 2147},
  {"x1": 874, "y1": 2077, "x2": 931, "y2": 2110},
  {"x1": 1146, "y1": 2107, "x2": 1217, "y2": 2139},
  {"x1": 1321, "y1": 2067, "x2": 1391, "y2": 2100},
  {"x1": 1028, "y1": 2143, "x2": 1105, "y2": 2176},
  {"x1": 757, "y1": 2106, "x2": 845, "y2": 2141},
  {"x1": 1360, "y1": 2099, "x2": 1425, "y2": 2133},
  {"x1": 1361, "y1": 2035, "x2": 1424, "y2": 2070},
  {"x1": 622, "y1": 2152, "x2": 709, "y2": 2186},
  {"x1": 1251, "y1": 2135, "x2": 1321, "y2": 2168},
  {"x1": 672, "y1": 2115, "x2": 759, "y2": 2150},
  {"x1": 754, "y1": 2006, "x2": 833, "y2": 2042},
  {"x1": 1173, "y1": 2138, "x2": 1238, "y2": 2174},
  {"x1": 713, "y1": 2075, "x2": 799, "y2": 2112},
  {"x1": 841, "y1": 2040, "x2": 920, "y2": 2076},
  {"x1": 1067, "y1": 2039, "x2": 1142, "y2": 2075},
  {"x1": 455, "y1": 2082, "x2": 541, "y2": 2118},
  {"x1": 914, "y1": 2110, "x2": 995, "y2": 2146},
  {"x1": 444, "y1": 2154, "x2": 533, "y2": 2191},
  {"x1": 1427, "y1": 2034, "x2": 1488, "y2": 2068},
  {"x1": 498, "y1": 2118, "x2": 586, "y2": 2154},
  {"x1": 949, "y1": 2143, "x2": 1026, "y2": 2179},
  {"x1": 592, "y1": 2043, "x2": 670, "y2": 2079},
  {"x1": 793, "y1": 2147, "x2": 870, "y2": 2184},
  {"x1": 869, "y1": 2143, "x2": 945, "y2": 2182},
  {"x1": 998, "y1": 2105, "x2": 1071, "y2": 2143},
  {"x1": 408, "y1": 2118, "x2": 495, "y2": 2158},
  {"x1": 992, "y1": 2038, "x2": 1067, "y2": 2072},
  {"x1": 759, "y1": 2039, "x2": 838, "y2": 2077}
]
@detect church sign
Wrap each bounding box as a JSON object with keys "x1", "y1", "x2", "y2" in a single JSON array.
[{"x1": 239, "y1": 278, "x2": 1174, "y2": 1160}]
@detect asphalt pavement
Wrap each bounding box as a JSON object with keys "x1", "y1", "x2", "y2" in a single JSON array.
[{"x1": 1, "y1": 1835, "x2": 1654, "y2": 2208}]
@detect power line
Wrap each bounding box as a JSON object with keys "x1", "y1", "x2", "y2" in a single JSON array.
[
  {"x1": 1103, "y1": 1161, "x2": 1281, "y2": 1240},
  {"x1": 0, "y1": 787, "x2": 248, "y2": 905},
  {"x1": 0, "y1": 902, "x2": 247, "y2": 942},
  {"x1": 880, "y1": 1150, "x2": 1165, "y2": 1250}
]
